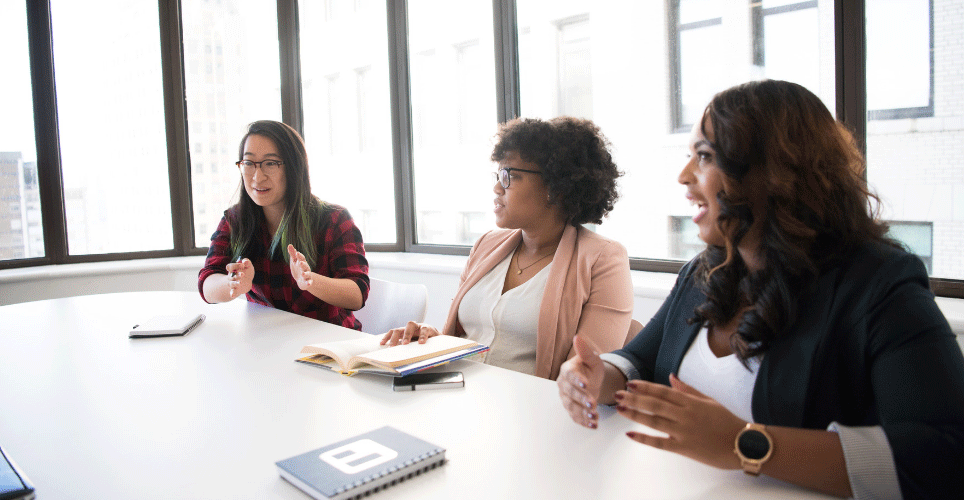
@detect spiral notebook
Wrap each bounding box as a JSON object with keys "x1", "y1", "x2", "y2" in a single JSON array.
[{"x1": 275, "y1": 426, "x2": 445, "y2": 500}]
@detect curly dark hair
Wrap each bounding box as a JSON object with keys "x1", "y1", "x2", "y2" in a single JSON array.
[
  {"x1": 490, "y1": 116, "x2": 622, "y2": 226},
  {"x1": 691, "y1": 80, "x2": 899, "y2": 363}
]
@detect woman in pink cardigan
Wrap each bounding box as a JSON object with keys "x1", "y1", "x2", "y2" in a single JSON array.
[{"x1": 382, "y1": 117, "x2": 633, "y2": 380}]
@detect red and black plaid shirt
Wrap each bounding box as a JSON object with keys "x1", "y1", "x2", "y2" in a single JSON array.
[{"x1": 198, "y1": 204, "x2": 369, "y2": 329}]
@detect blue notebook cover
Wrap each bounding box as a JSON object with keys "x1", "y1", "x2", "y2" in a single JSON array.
[
  {"x1": 0, "y1": 446, "x2": 35, "y2": 500},
  {"x1": 275, "y1": 426, "x2": 445, "y2": 500}
]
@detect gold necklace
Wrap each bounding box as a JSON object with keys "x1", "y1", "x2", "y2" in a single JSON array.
[{"x1": 514, "y1": 247, "x2": 554, "y2": 275}]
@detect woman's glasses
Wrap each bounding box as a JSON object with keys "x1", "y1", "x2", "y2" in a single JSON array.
[
  {"x1": 493, "y1": 167, "x2": 542, "y2": 189},
  {"x1": 236, "y1": 160, "x2": 283, "y2": 176}
]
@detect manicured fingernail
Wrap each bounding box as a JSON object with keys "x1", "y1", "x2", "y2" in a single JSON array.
[
  {"x1": 626, "y1": 381, "x2": 638, "y2": 390},
  {"x1": 588, "y1": 422, "x2": 597, "y2": 429},
  {"x1": 616, "y1": 404, "x2": 627, "y2": 412},
  {"x1": 614, "y1": 392, "x2": 624, "y2": 401},
  {"x1": 626, "y1": 431, "x2": 637, "y2": 439},
  {"x1": 584, "y1": 400, "x2": 593, "y2": 409},
  {"x1": 578, "y1": 380, "x2": 586, "y2": 389}
]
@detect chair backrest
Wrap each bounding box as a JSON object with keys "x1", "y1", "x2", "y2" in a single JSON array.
[
  {"x1": 624, "y1": 319, "x2": 644, "y2": 347},
  {"x1": 353, "y1": 278, "x2": 429, "y2": 335}
]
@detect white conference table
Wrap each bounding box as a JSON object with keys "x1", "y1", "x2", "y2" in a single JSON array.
[{"x1": 0, "y1": 291, "x2": 832, "y2": 500}]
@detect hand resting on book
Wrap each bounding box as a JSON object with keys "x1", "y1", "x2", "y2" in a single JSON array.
[{"x1": 381, "y1": 321, "x2": 441, "y2": 346}]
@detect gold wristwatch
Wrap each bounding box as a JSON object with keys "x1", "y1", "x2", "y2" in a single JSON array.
[{"x1": 734, "y1": 422, "x2": 774, "y2": 476}]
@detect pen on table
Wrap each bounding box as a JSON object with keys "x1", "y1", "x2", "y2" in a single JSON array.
[{"x1": 228, "y1": 256, "x2": 243, "y2": 278}]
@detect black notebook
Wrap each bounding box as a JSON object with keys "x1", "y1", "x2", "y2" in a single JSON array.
[{"x1": 275, "y1": 426, "x2": 445, "y2": 500}]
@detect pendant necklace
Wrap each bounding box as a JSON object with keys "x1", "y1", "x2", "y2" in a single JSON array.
[{"x1": 514, "y1": 246, "x2": 554, "y2": 275}]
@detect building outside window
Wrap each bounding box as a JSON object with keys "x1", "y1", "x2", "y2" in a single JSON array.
[
  {"x1": 181, "y1": 0, "x2": 282, "y2": 247},
  {"x1": 0, "y1": 2, "x2": 43, "y2": 262},
  {"x1": 301, "y1": 0, "x2": 397, "y2": 244}
]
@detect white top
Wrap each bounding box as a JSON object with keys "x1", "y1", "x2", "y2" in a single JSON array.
[
  {"x1": 457, "y1": 253, "x2": 550, "y2": 376},
  {"x1": 676, "y1": 325, "x2": 760, "y2": 423}
]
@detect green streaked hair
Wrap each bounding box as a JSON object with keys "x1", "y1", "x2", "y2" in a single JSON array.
[{"x1": 228, "y1": 120, "x2": 326, "y2": 267}]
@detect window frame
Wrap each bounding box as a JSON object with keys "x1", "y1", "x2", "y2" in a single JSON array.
[{"x1": 6, "y1": 0, "x2": 962, "y2": 299}]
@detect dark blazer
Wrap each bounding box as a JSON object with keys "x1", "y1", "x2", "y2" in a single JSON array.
[{"x1": 614, "y1": 242, "x2": 964, "y2": 499}]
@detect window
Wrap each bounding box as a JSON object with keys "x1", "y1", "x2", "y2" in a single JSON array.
[
  {"x1": 866, "y1": 0, "x2": 962, "y2": 280},
  {"x1": 867, "y1": 0, "x2": 934, "y2": 119},
  {"x1": 182, "y1": 0, "x2": 282, "y2": 248},
  {"x1": 752, "y1": 1, "x2": 822, "y2": 99},
  {"x1": 674, "y1": 0, "x2": 832, "y2": 131},
  {"x1": 887, "y1": 221, "x2": 934, "y2": 273},
  {"x1": 0, "y1": 3, "x2": 43, "y2": 262},
  {"x1": 672, "y1": 0, "x2": 725, "y2": 131},
  {"x1": 408, "y1": 0, "x2": 498, "y2": 246},
  {"x1": 51, "y1": 0, "x2": 173, "y2": 255},
  {"x1": 669, "y1": 216, "x2": 703, "y2": 261},
  {"x1": 8, "y1": 0, "x2": 963, "y2": 295},
  {"x1": 557, "y1": 18, "x2": 593, "y2": 119},
  {"x1": 300, "y1": 0, "x2": 396, "y2": 244}
]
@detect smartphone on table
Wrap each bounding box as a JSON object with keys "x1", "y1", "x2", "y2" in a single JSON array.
[{"x1": 392, "y1": 371, "x2": 464, "y2": 391}]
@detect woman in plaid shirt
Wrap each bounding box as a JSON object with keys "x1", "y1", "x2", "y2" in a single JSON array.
[{"x1": 199, "y1": 120, "x2": 369, "y2": 329}]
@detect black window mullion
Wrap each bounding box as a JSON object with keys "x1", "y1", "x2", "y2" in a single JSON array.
[
  {"x1": 158, "y1": 0, "x2": 194, "y2": 254},
  {"x1": 834, "y1": 0, "x2": 866, "y2": 154},
  {"x1": 26, "y1": 0, "x2": 66, "y2": 266},
  {"x1": 493, "y1": 0, "x2": 520, "y2": 124},
  {"x1": 278, "y1": 0, "x2": 304, "y2": 135}
]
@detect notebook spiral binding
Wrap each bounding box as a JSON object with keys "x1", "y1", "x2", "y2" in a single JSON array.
[{"x1": 334, "y1": 449, "x2": 444, "y2": 500}]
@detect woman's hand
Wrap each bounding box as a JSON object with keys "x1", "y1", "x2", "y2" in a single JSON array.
[
  {"x1": 617, "y1": 374, "x2": 745, "y2": 470},
  {"x1": 226, "y1": 258, "x2": 254, "y2": 298},
  {"x1": 557, "y1": 335, "x2": 606, "y2": 429},
  {"x1": 380, "y1": 321, "x2": 441, "y2": 345},
  {"x1": 287, "y1": 244, "x2": 314, "y2": 290}
]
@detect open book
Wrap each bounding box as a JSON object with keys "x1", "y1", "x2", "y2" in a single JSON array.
[{"x1": 296, "y1": 335, "x2": 488, "y2": 377}]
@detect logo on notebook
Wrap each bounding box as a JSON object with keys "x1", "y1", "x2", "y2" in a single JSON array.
[{"x1": 319, "y1": 439, "x2": 399, "y2": 474}]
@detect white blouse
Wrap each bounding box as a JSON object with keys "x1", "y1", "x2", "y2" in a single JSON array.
[
  {"x1": 676, "y1": 325, "x2": 760, "y2": 423},
  {"x1": 457, "y1": 253, "x2": 550, "y2": 376}
]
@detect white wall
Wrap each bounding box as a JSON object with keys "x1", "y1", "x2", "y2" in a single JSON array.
[{"x1": 2, "y1": 254, "x2": 962, "y2": 347}]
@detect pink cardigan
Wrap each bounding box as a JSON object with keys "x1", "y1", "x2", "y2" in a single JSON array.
[{"x1": 442, "y1": 225, "x2": 634, "y2": 380}]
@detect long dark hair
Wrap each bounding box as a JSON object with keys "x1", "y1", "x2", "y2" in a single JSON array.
[
  {"x1": 229, "y1": 120, "x2": 325, "y2": 267},
  {"x1": 692, "y1": 80, "x2": 897, "y2": 362}
]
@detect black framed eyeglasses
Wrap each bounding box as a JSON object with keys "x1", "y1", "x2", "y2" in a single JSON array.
[
  {"x1": 493, "y1": 167, "x2": 542, "y2": 189},
  {"x1": 236, "y1": 159, "x2": 284, "y2": 176}
]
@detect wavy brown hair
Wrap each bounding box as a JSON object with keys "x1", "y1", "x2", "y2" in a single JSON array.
[
  {"x1": 692, "y1": 80, "x2": 898, "y2": 362},
  {"x1": 490, "y1": 116, "x2": 622, "y2": 225}
]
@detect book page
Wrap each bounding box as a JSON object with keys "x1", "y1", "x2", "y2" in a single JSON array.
[
  {"x1": 352, "y1": 336, "x2": 479, "y2": 369},
  {"x1": 300, "y1": 337, "x2": 385, "y2": 370}
]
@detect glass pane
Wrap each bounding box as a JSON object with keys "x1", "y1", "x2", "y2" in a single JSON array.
[
  {"x1": 182, "y1": 0, "x2": 282, "y2": 246},
  {"x1": 867, "y1": 0, "x2": 931, "y2": 112},
  {"x1": 0, "y1": 2, "x2": 44, "y2": 261},
  {"x1": 300, "y1": 0, "x2": 396, "y2": 244},
  {"x1": 518, "y1": 0, "x2": 835, "y2": 262},
  {"x1": 866, "y1": 0, "x2": 963, "y2": 280},
  {"x1": 408, "y1": 0, "x2": 498, "y2": 246},
  {"x1": 50, "y1": 0, "x2": 173, "y2": 254},
  {"x1": 761, "y1": 8, "x2": 822, "y2": 97}
]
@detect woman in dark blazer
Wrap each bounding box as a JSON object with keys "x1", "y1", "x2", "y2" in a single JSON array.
[{"x1": 557, "y1": 80, "x2": 964, "y2": 499}]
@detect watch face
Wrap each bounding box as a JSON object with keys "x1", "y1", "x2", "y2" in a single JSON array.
[{"x1": 738, "y1": 429, "x2": 771, "y2": 460}]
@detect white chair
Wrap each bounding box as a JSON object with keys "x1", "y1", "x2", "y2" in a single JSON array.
[{"x1": 354, "y1": 278, "x2": 429, "y2": 335}]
